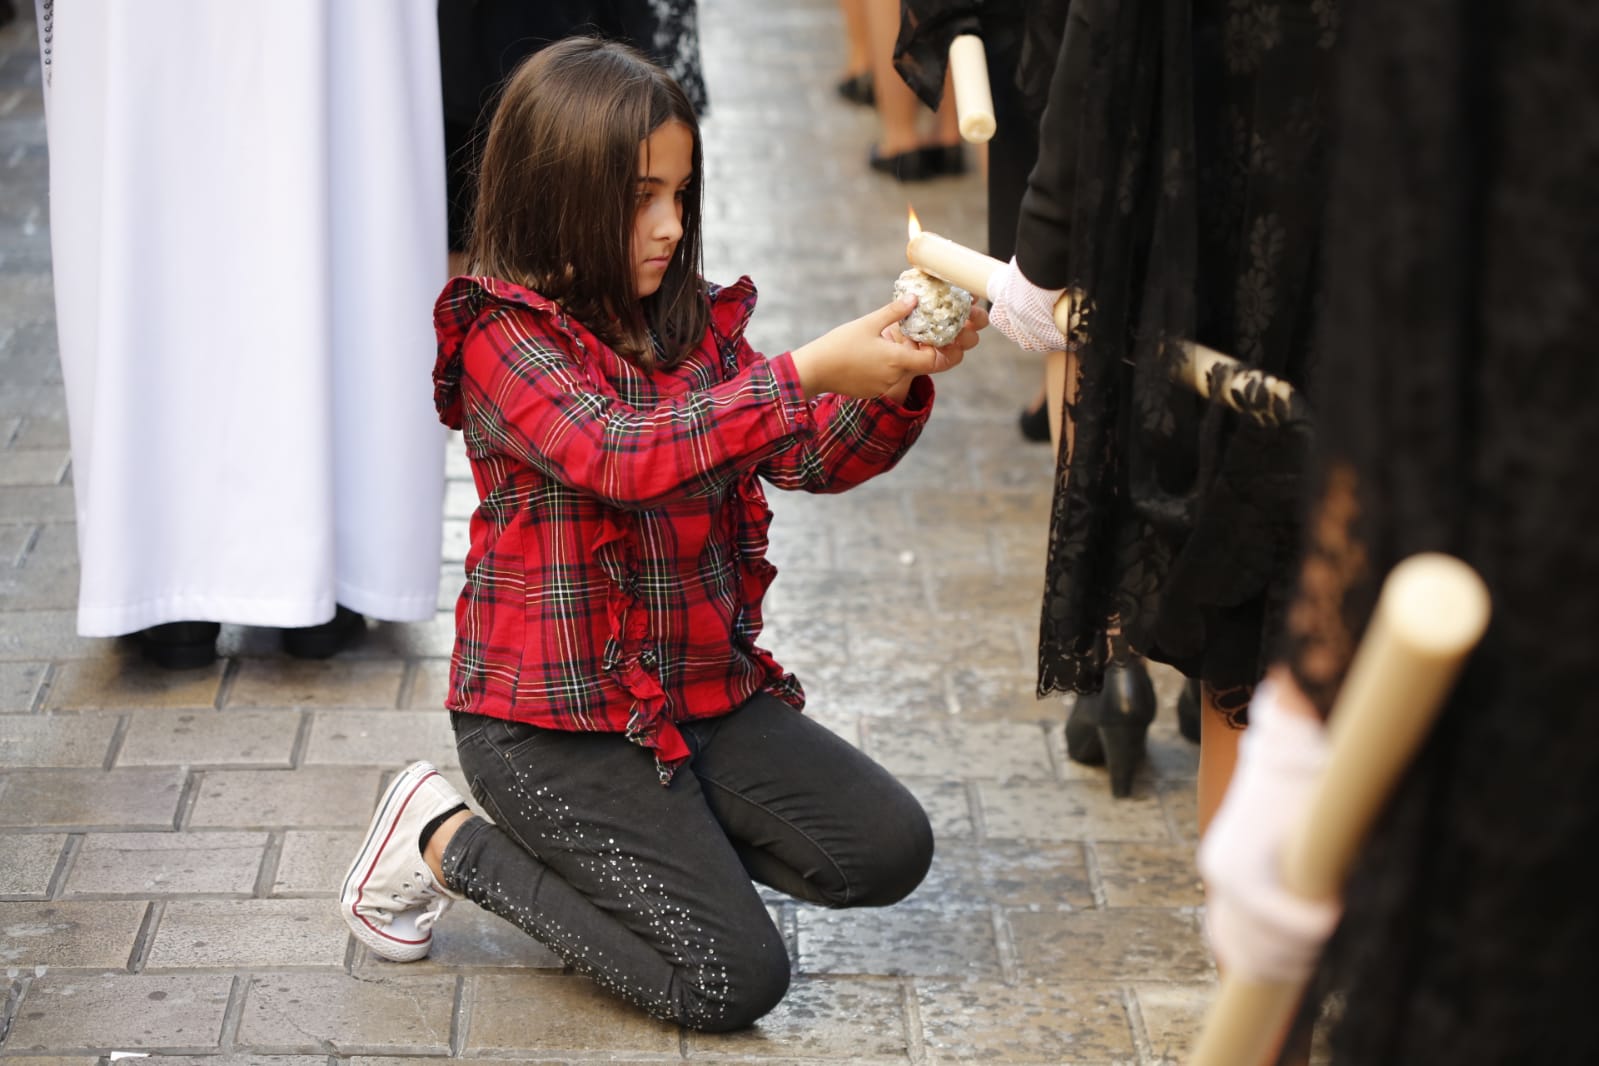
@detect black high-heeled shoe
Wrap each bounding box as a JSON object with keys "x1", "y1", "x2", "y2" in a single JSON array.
[
  {"x1": 1177, "y1": 678, "x2": 1202, "y2": 743},
  {"x1": 1064, "y1": 659, "x2": 1157, "y2": 797}
]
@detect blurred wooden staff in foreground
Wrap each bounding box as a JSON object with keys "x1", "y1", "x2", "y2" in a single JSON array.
[{"x1": 1189, "y1": 554, "x2": 1491, "y2": 1065}]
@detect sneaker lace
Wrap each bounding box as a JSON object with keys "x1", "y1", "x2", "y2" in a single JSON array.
[{"x1": 372, "y1": 867, "x2": 453, "y2": 932}]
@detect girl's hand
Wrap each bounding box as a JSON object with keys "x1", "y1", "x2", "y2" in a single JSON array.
[
  {"x1": 879, "y1": 304, "x2": 985, "y2": 402},
  {"x1": 792, "y1": 298, "x2": 982, "y2": 400}
]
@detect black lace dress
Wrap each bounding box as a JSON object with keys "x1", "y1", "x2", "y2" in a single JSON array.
[
  {"x1": 1289, "y1": 2, "x2": 1599, "y2": 1061},
  {"x1": 1015, "y1": 0, "x2": 1339, "y2": 705}
]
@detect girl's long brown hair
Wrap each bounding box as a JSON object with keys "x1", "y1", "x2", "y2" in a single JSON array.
[{"x1": 469, "y1": 37, "x2": 707, "y2": 369}]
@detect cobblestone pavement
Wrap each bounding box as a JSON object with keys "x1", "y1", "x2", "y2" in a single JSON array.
[{"x1": 0, "y1": 2, "x2": 1222, "y2": 1063}]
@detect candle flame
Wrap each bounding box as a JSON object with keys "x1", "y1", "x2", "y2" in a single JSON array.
[{"x1": 907, "y1": 205, "x2": 922, "y2": 239}]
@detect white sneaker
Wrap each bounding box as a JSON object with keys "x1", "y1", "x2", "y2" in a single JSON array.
[{"x1": 341, "y1": 761, "x2": 467, "y2": 962}]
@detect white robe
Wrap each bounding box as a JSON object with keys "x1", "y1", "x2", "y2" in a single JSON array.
[{"x1": 38, "y1": 0, "x2": 448, "y2": 635}]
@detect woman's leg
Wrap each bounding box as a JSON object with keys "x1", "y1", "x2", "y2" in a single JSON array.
[
  {"x1": 837, "y1": 0, "x2": 871, "y2": 82},
  {"x1": 864, "y1": 0, "x2": 922, "y2": 157},
  {"x1": 683, "y1": 693, "x2": 934, "y2": 908},
  {"x1": 1196, "y1": 683, "x2": 1250, "y2": 838},
  {"x1": 442, "y1": 714, "x2": 791, "y2": 1032}
]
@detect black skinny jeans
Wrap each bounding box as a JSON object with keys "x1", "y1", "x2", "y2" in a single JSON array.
[{"x1": 443, "y1": 693, "x2": 934, "y2": 1032}]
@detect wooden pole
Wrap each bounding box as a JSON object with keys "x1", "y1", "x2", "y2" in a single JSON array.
[{"x1": 1187, "y1": 553, "x2": 1491, "y2": 1066}]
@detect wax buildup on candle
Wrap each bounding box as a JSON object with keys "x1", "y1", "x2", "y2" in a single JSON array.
[{"x1": 893, "y1": 268, "x2": 972, "y2": 347}]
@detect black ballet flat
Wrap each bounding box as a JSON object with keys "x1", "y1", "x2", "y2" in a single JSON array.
[
  {"x1": 1065, "y1": 660, "x2": 1157, "y2": 798},
  {"x1": 869, "y1": 144, "x2": 934, "y2": 182},
  {"x1": 282, "y1": 605, "x2": 366, "y2": 659},
  {"x1": 137, "y1": 621, "x2": 221, "y2": 670},
  {"x1": 1177, "y1": 678, "x2": 1202, "y2": 743},
  {"x1": 920, "y1": 143, "x2": 967, "y2": 177},
  {"x1": 836, "y1": 71, "x2": 874, "y2": 107},
  {"x1": 1018, "y1": 401, "x2": 1052, "y2": 443}
]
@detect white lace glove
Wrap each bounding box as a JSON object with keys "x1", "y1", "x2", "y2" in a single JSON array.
[
  {"x1": 1197, "y1": 679, "x2": 1342, "y2": 982},
  {"x1": 986, "y1": 256, "x2": 1069, "y2": 352}
]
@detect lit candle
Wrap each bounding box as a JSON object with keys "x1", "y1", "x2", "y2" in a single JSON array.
[{"x1": 904, "y1": 207, "x2": 1004, "y2": 297}]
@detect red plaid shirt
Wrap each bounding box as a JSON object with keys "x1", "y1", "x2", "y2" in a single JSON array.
[{"x1": 432, "y1": 275, "x2": 934, "y2": 781}]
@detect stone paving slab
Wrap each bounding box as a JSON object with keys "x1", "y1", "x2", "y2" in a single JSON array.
[
  {"x1": 235, "y1": 972, "x2": 457, "y2": 1056},
  {"x1": 187, "y1": 768, "x2": 383, "y2": 830},
  {"x1": 919, "y1": 838, "x2": 1095, "y2": 910},
  {"x1": 898, "y1": 779, "x2": 977, "y2": 839},
  {"x1": 0, "y1": 610, "x2": 108, "y2": 662},
  {"x1": 916, "y1": 979, "x2": 1136, "y2": 1064},
  {"x1": 402, "y1": 657, "x2": 453, "y2": 711},
  {"x1": 795, "y1": 907, "x2": 1003, "y2": 980},
  {"x1": 0, "y1": 712, "x2": 117, "y2": 767},
  {"x1": 863, "y1": 718, "x2": 1056, "y2": 782},
  {"x1": 0, "y1": 768, "x2": 185, "y2": 829},
  {"x1": 300, "y1": 709, "x2": 459, "y2": 770},
  {"x1": 62, "y1": 831, "x2": 269, "y2": 898},
  {"x1": 145, "y1": 898, "x2": 352, "y2": 970},
  {"x1": 116, "y1": 710, "x2": 302, "y2": 768},
  {"x1": 120, "y1": 1058, "x2": 329, "y2": 1066},
  {"x1": 1008, "y1": 910, "x2": 1212, "y2": 983},
  {"x1": 354, "y1": 903, "x2": 565, "y2": 974},
  {"x1": 270, "y1": 829, "x2": 363, "y2": 897},
  {"x1": 225, "y1": 659, "x2": 407, "y2": 710},
  {"x1": 462, "y1": 974, "x2": 680, "y2": 1057},
  {"x1": 977, "y1": 782, "x2": 1176, "y2": 844},
  {"x1": 1133, "y1": 982, "x2": 1214, "y2": 1065},
  {"x1": 1091, "y1": 843, "x2": 1206, "y2": 909},
  {"x1": 3, "y1": 973, "x2": 234, "y2": 1054},
  {"x1": 0, "y1": 899, "x2": 148, "y2": 969},
  {"x1": 0, "y1": 832, "x2": 66, "y2": 897},
  {"x1": 46, "y1": 655, "x2": 225, "y2": 710},
  {"x1": 683, "y1": 977, "x2": 910, "y2": 1060},
  {"x1": 0, "y1": 661, "x2": 50, "y2": 710}
]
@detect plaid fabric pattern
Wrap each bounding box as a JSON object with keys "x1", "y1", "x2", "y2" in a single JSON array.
[{"x1": 433, "y1": 275, "x2": 934, "y2": 780}]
